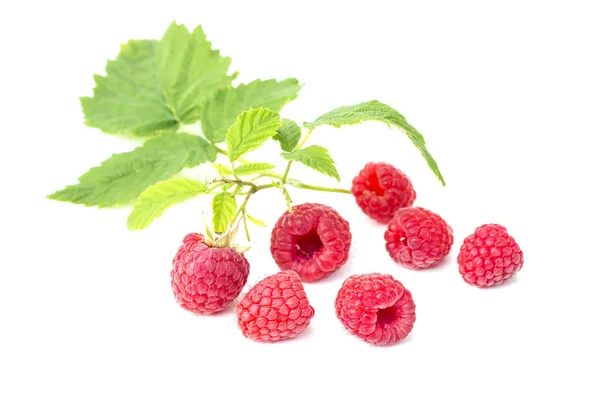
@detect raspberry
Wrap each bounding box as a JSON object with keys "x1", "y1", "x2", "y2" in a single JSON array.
[
  {"x1": 351, "y1": 162, "x2": 416, "y2": 223},
  {"x1": 171, "y1": 233, "x2": 250, "y2": 315},
  {"x1": 270, "y1": 203, "x2": 352, "y2": 282},
  {"x1": 384, "y1": 207, "x2": 453, "y2": 269},
  {"x1": 335, "y1": 273, "x2": 416, "y2": 346},
  {"x1": 235, "y1": 271, "x2": 314, "y2": 342},
  {"x1": 458, "y1": 224, "x2": 523, "y2": 287}
]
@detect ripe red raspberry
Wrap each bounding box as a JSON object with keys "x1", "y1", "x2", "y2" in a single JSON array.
[
  {"x1": 335, "y1": 273, "x2": 416, "y2": 346},
  {"x1": 384, "y1": 207, "x2": 453, "y2": 269},
  {"x1": 235, "y1": 271, "x2": 314, "y2": 342},
  {"x1": 351, "y1": 162, "x2": 416, "y2": 223},
  {"x1": 171, "y1": 233, "x2": 250, "y2": 315},
  {"x1": 458, "y1": 224, "x2": 524, "y2": 287},
  {"x1": 270, "y1": 203, "x2": 352, "y2": 282}
]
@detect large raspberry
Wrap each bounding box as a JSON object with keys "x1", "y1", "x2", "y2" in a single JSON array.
[
  {"x1": 351, "y1": 162, "x2": 416, "y2": 223},
  {"x1": 235, "y1": 271, "x2": 314, "y2": 342},
  {"x1": 335, "y1": 273, "x2": 416, "y2": 346},
  {"x1": 270, "y1": 203, "x2": 352, "y2": 282},
  {"x1": 385, "y1": 207, "x2": 453, "y2": 269},
  {"x1": 171, "y1": 233, "x2": 250, "y2": 315},
  {"x1": 458, "y1": 224, "x2": 524, "y2": 287}
]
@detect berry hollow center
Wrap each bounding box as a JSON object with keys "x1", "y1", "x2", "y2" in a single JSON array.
[
  {"x1": 295, "y1": 230, "x2": 324, "y2": 258},
  {"x1": 376, "y1": 306, "x2": 397, "y2": 325},
  {"x1": 366, "y1": 174, "x2": 385, "y2": 196}
]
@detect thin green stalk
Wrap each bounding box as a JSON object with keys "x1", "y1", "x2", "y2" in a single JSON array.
[
  {"x1": 288, "y1": 180, "x2": 351, "y2": 194},
  {"x1": 281, "y1": 161, "x2": 292, "y2": 183},
  {"x1": 295, "y1": 128, "x2": 314, "y2": 150}
]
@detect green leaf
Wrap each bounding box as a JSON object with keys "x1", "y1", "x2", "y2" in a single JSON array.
[
  {"x1": 127, "y1": 178, "x2": 208, "y2": 230},
  {"x1": 226, "y1": 108, "x2": 281, "y2": 162},
  {"x1": 212, "y1": 192, "x2": 237, "y2": 232},
  {"x1": 246, "y1": 214, "x2": 267, "y2": 227},
  {"x1": 81, "y1": 22, "x2": 236, "y2": 136},
  {"x1": 282, "y1": 145, "x2": 340, "y2": 181},
  {"x1": 213, "y1": 163, "x2": 232, "y2": 176},
  {"x1": 233, "y1": 163, "x2": 275, "y2": 176},
  {"x1": 273, "y1": 118, "x2": 302, "y2": 152},
  {"x1": 48, "y1": 133, "x2": 217, "y2": 207},
  {"x1": 200, "y1": 79, "x2": 301, "y2": 142},
  {"x1": 304, "y1": 100, "x2": 445, "y2": 185}
]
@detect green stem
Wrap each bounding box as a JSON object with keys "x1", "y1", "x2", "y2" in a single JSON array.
[
  {"x1": 295, "y1": 128, "x2": 314, "y2": 150},
  {"x1": 281, "y1": 161, "x2": 292, "y2": 183},
  {"x1": 288, "y1": 180, "x2": 351, "y2": 194}
]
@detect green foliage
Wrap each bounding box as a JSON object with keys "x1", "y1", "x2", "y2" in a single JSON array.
[
  {"x1": 127, "y1": 178, "x2": 208, "y2": 230},
  {"x1": 305, "y1": 100, "x2": 445, "y2": 185},
  {"x1": 48, "y1": 133, "x2": 216, "y2": 207},
  {"x1": 282, "y1": 145, "x2": 340, "y2": 181},
  {"x1": 212, "y1": 192, "x2": 237, "y2": 233},
  {"x1": 200, "y1": 79, "x2": 301, "y2": 142},
  {"x1": 226, "y1": 108, "x2": 281, "y2": 162},
  {"x1": 273, "y1": 118, "x2": 302, "y2": 152},
  {"x1": 233, "y1": 163, "x2": 275, "y2": 176},
  {"x1": 81, "y1": 22, "x2": 236, "y2": 136},
  {"x1": 246, "y1": 214, "x2": 267, "y2": 227}
]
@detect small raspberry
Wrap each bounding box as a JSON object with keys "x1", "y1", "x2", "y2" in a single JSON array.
[
  {"x1": 458, "y1": 224, "x2": 524, "y2": 287},
  {"x1": 270, "y1": 203, "x2": 352, "y2": 282},
  {"x1": 335, "y1": 273, "x2": 416, "y2": 346},
  {"x1": 235, "y1": 271, "x2": 315, "y2": 342},
  {"x1": 384, "y1": 207, "x2": 453, "y2": 269},
  {"x1": 351, "y1": 162, "x2": 416, "y2": 223},
  {"x1": 171, "y1": 233, "x2": 250, "y2": 315}
]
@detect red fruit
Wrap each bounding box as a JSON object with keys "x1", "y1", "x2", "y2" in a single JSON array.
[
  {"x1": 171, "y1": 233, "x2": 249, "y2": 315},
  {"x1": 270, "y1": 203, "x2": 352, "y2": 282},
  {"x1": 458, "y1": 224, "x2": 523, "y2": 287},
  {"x1": 351, "y1": 162, "x2": 416, "y2": 223},
  {"x1": 385, "y1": 207, "x2": 453, "y2": 269},
  {"x1": 335, "y1": 273, "x2": 416, "y2": 346},
  {"x1": 235, "y1": 271, "x2": 315, "y2": 343}
]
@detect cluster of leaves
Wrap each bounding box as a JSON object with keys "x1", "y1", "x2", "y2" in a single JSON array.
[{"x1": 48, "y1": 21, "x2": 444, "y2": 236}]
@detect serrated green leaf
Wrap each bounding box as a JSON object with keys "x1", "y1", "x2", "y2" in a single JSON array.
[
  {"x1": 304, "y1": 100, "x2": 445, "y2": 185},
  {"x1": 200, "y1": 79, "x2": 301, "y2": 142},
  {"x1": 233, "y1": 163, "x2": 275, "y2": 176},
  {"x1": 48, "y1": 133, "x2": 217, "y2": 207},
  {"x1": 282, "y1": 145, "x2": 340, "y2": 181},
  {"x1": 226, "y1": 108, "x2": 281, "y2": 162},
  {"x1": 213, "y1": 163, "x2": 232, "y2": 176},
  {"x1": 81, "y1": 22, "x2": 236, "y2": 136},
  {"x1": 127, "y1": 178, "x2": 208, "y2": 230},
  {"x1": 212, "y1": 193, "x2": 237, "y2": 232},
  {"x1": 246, "y1": 214, "x2": 267, "y2": 227},
  {"x1": 273, "y1": 118, "x2": 302, "y2": 152}
]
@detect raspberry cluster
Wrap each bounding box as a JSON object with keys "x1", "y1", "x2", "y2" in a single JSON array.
[{"x1": 170, "y1": 162, "x2": 523, "y2": 346}]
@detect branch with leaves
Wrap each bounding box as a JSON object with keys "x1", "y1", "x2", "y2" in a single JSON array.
[{"x1": 48, "y1": 21, "x2": 444, "y2": 241}]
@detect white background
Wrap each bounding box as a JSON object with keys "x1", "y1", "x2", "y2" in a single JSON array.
[{"x1": 1, "y1": 1, "x2": 599, "y2": 399}]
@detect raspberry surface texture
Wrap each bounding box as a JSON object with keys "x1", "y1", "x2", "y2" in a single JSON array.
[
  {"x1": 171, "y1": 233, "x2": 250, "y2": 315},
  {"x1": 335, "y1": 273, "x2": 416, "y2": 346},
  {"x1": 270, "y1": 203, "x2": 352, "y2": 282},
  {"x1": 351, "y1": 162, "x2": 416, "y2": 223},
  {"x1": 235, "y1": 271, "x2": 314, "y2": 342},
  {"x1": 385, "y1": 207, "x2": 453, "y2": 269},
  {"x1": 458, "y1": 224, "x2": 524, "y2": 287}
]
